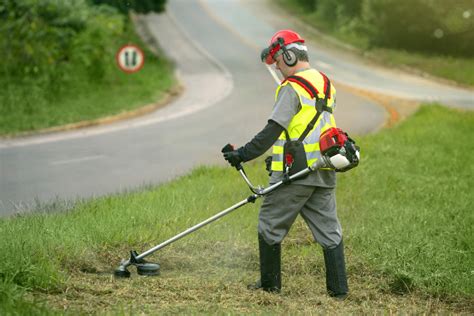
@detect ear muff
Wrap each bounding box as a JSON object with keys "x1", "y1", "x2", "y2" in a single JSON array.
[
  {"x1": 282, "y1": 48, "x2": 297, "y2": 67},
  {"x1": 262, "y1": 37, "x2": 299, "y2": 66},
  {"x1": 276, "y1": 37, "x2": 297, "y2": 67}
]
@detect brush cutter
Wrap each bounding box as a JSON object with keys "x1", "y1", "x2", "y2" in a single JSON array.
[{"x1": 113, "y1": 128, "x2": 359, "y2": 278}]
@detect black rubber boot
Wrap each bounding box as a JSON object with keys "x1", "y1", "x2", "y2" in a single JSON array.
[
  {"x1": 248, "y1": 233, "x2": 281, "y2": 293},
  {"x1": 323, "y1": 240, "x2": 349, "y2": 300}
]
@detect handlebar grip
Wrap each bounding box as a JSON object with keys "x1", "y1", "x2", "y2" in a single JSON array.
[
  {"x1": 221, "y1": 143, "x2": 243, "y2": 171},
  {"x1": 221, "y1": 143, "x2": 234, "y2": 153}
]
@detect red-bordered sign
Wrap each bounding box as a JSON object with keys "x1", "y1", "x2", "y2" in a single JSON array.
[{"x1": 116, "y1": 44, "x2": 145, "y2": 73}]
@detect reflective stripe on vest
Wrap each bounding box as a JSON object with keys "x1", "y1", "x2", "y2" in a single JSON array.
[{"x1": 271, "y1": 69, "x2": 337, "y2": 172}]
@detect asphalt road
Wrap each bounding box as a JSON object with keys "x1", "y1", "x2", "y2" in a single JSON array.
[{"x1": 0, "y1": 0, "x2": 472, "y2": 216}]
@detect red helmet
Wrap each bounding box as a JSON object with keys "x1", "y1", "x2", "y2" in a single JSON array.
[{"x1": 261, "y1": 30, "x2": 305, "y2": 65}]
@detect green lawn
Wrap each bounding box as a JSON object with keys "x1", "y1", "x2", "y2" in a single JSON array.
[
  {"x1": 0, "y1": 23, "x2": 176, "y2": 136},
  {"x1": 338, "y1": 105, "x2": 474, "y2": 296},
  {"x1": 0, "y1": 105, "x2": 472, "y2": 314}
]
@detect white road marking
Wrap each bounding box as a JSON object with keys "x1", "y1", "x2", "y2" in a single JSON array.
[{"x1": 50, "y1": 155, "x2": 105, "y2": 165}]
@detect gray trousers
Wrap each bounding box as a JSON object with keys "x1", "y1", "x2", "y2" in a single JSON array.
[{"x1": 258, "y1": 184, "x2": 342, "y2": 249}]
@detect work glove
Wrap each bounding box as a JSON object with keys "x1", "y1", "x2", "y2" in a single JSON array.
[
  {"x1": 223, "y1": 150, "x2": 243, "y2": 168},
  {"x1": 265, "y1": 155, "x2": 272, "y2": 176}
]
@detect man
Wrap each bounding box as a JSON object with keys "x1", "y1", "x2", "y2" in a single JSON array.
[{"x1": 223, "y1": 30, "x2": 348, "y2": 299}]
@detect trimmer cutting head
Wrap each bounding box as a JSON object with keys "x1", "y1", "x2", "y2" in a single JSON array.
[
  {"x1": 114, "y1": 264, "x2": 131, "y2": 278},
  {"x1": 113, "y1": 250, "x2": 160, "y2": 278}
]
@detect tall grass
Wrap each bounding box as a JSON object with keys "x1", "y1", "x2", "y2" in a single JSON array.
[
  {"x1": 339, "y1": 105, "x2": 474, "y2": 296},
  {"x1": 0, "y1": 105, "x2": 472, "y2": 313}
]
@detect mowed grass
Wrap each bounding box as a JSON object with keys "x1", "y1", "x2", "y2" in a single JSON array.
[{"x1": 0, "y1": 105, "x2": 473, "y2": 314}]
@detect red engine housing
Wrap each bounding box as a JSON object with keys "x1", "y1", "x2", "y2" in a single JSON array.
[
  {"x1": 319, "y1": 127, "x2": 360, "y2": 172},
  {"x1": 320, "y1": 128, "x2": 348, "y2": 156}
]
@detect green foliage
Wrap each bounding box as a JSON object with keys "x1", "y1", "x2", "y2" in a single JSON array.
[
  {"x1": 362, "y1": 0, "x2": 474, "y2": 56},
  {"x1": 0, "y1": 0, "x2": 175, "y2": 135},
  {"x1": 284, "y1": 0, "x2": 363, "y2": 29},
  {"x1": 280, "y1": 0, "x2": 474, "y2": 57},
  {"x1": 91, "y1": 0, "x2": 166, "y2": 14},
  {"x1": 0, "y1": 35, "x2": 175, "y2": 135},
  {"x1": 0, "y1": 0, "x2": 124, "y2": 84},
  {"x1": 291, "y1": 0, "x2": 317, "y2": 11}
]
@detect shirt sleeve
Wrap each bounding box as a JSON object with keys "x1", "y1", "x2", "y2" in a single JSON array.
[
  {"x1": 269, "y1": 84, "x2": 301, "y2": 130},
  {"x1": 237, "y1": 120, "x2": 284, "y2": 162}
]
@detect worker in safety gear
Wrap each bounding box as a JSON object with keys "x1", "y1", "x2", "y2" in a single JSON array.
[{"x1": 223, "y1": 29, "x2": 348, "y2": 299}]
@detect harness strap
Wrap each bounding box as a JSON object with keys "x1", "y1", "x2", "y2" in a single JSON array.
[
  {"x1": 286, "y1": 76, "x2": 320, "y2": 99},
  {"x1": 279, "y1": 72, "x2": 333, "y2": 145},
  {"x1": 285, "y1": 72, "x2": 333, "y2": 142}
]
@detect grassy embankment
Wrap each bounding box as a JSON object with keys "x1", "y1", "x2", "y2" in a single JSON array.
[
  {"x1": 0, "y1": 105, "x2": 472, "y2": 314},
  {"x1": 277, "y1": 0, "x2": 474, "y2": 86},
  {"x1": 0, "y1": 21, "x2": 176, "y2": 136}
]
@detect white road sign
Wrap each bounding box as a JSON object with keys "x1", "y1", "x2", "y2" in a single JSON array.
[{"x1": 116, "y1": 44, "x2": 145, "y2": 73}]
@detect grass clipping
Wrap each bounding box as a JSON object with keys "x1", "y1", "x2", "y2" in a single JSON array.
[{"x1": 0, "y1": 105, "x2": 473, "y2": 314}]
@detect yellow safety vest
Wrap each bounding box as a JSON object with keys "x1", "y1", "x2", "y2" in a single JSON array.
[{"x1": 271, "y1": 69, "x2": 337, "y2": 172}]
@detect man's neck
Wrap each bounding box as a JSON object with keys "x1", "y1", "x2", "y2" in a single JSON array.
[
  {"x1": 292, "y1": 62, "x2": 311, "y2": 75},
  {"x1": 294, "y1": 67, "x2": 310, "y2": 74}
]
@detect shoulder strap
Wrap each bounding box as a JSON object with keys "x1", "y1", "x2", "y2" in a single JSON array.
[
  {"x1": 282, "y1": 72, "x2": 333, "y2": 142},
  {"x1": 295, "y1": 72, "x2": 333, "y2": 142},
  {"x1": 286, "y1": 72, "x2": 333, "y2": 113},
  {"x1": 286, "y1": 76, "x2": 320, "y2": 99},
  {"x1": 319, "y1": 71, "x2": 332, "y2": 100}
]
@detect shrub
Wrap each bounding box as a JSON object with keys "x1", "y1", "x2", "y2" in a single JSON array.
[
  {"x1": 91, "y1": 0, "x2": 166, "y2": 14},
  {"x1": 361, "y1": 0, "x2": 474, "y2": 57},
  {"x1": 0, "y1": 0, "x2": 125, "y2": 87}
]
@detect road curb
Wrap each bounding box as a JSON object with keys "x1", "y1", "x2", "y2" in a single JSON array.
[
  {"x1": 0, "y1": 84, "x2": 183, "y2": 140},
  {"x1": 336, "y1": 81, "x2": 420, "y2": 129}
]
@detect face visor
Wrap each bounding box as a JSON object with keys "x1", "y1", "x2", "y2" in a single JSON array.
[
  {"x1": 260, "y1": 38, "x2": 285, "y2": 65},
  {"x1": 260, "y1": 45, "x2": 279, "y2": 65}
]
